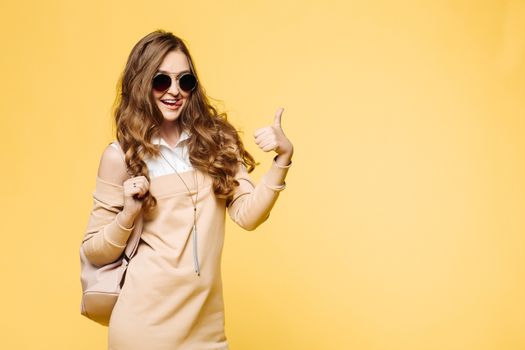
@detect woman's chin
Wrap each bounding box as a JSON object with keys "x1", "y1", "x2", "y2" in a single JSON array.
[{"x1": 159, "y1": 105, "x2": 183, "y2": 120}]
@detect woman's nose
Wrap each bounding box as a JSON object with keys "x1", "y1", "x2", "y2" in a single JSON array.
[{"x1": 167, "y1": 78, "x2": 180, "y2": 95}]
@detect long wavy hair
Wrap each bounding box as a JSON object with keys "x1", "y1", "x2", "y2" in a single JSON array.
[{"x1": 112, "y1": 29, "x2": 258, "y2": 215}]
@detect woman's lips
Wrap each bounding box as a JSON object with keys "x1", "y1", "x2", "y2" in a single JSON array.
[{"x1": 161, "y1": 100, "x2": 182, "y2": 110}]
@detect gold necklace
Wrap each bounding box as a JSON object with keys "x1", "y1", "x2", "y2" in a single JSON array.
[{"x1": 158, "y1": 149, "x2": 200, "y2": 276}]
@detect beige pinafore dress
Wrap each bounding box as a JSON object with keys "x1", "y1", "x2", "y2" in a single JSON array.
[{"x1": 96, "y1": 130, "x2": 292, "y2": 349}]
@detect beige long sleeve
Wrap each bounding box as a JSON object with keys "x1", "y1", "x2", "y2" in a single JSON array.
[
  {"x1": 81, "y1": 177, "x2": 135, "y2": 267},
  {"x1": 227, "y1": 155, "x2": 292, "y2": 231}
]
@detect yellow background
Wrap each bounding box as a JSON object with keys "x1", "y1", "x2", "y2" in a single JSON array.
[{"x1": 1, "y1": 0, "x2": 524, "y2": 349}]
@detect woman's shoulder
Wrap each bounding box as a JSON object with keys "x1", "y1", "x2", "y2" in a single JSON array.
[
  {"x1": 96, "y1": 141, "x2": 130, "y2": 186},
  {"x1": 108, "y1": 140, "x2": 122, "y2": 152}
]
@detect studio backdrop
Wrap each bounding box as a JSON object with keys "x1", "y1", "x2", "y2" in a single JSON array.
[{"x1": 1, "y1": 0, "x2": 524, "y2": 349}]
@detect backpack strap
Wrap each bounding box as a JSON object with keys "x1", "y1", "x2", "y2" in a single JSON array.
[{"x1": 108, "y1": 141, "x2": 144, "y2": 260}]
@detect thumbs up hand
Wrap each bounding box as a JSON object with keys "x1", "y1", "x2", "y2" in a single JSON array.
[{"x1": 253, "y1": 107, "x2": 294, "y2": 157}]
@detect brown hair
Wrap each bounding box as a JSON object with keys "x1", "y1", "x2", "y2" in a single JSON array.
[{"x1": 112, "y1": 29, "x2": 258, "y2": 215}]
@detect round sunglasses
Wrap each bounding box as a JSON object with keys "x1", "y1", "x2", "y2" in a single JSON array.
[{"x1": 152, "y1": 72, "x2": 198, "y2": 93}]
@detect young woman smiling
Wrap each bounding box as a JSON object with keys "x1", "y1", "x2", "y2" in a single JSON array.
[{"x1": 80, "y1": 29, "x2": 294, "y2": 350}]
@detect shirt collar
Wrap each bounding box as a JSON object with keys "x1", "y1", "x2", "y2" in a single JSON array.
[{"x1": 151, "y1": 129, "x2": 191, "y2": 149}]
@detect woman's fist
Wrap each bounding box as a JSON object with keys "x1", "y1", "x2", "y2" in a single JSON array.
[{"x1": 122, "y1": 175, "x2": 150, "y2": 219}]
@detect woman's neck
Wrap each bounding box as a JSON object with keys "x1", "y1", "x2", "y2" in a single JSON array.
[{"x1": 159, "y1": 121, "x2": 182, "y2": 148}]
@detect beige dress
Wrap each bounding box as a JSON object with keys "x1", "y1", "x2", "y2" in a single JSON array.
[{"x1": 81, "y1": 137, "x2": 292, "y2": 350}]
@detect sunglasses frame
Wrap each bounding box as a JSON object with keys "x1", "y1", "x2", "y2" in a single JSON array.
[{"x1": 152, "y1": 71, "x2": 198, "y2": 93}]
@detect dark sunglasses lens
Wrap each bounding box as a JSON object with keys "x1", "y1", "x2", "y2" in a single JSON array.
[
  {"x1": 179, "y1": 74, "x2": 197, "y2": 92},
  {"x1": 152, "y1": 74, "x2": 171, "y2": 92}
]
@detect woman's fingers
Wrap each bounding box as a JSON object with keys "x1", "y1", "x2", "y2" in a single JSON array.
[
  {"x1": 126, "y1": 176, "x2": 150, "y2": 188},
  {"x1": 124, "y1": 176, "x2": 150, "y2": 198}
]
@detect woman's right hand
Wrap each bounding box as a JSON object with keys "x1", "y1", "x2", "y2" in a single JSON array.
[{"x1": 121, "y1": 175, "x2": 150, "y2": 219}]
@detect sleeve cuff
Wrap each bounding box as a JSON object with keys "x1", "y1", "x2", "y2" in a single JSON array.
[
  {"x1": 273, "y1": 154, "x2": 292, "y2": 168},
  {"x1": 103, "y1": 216, "x2": 134, "y2": 248},
  {"x1": 116, "y1": 211, "x2": 135, "y2": 230},
  {"x1": 261, "y1": 155, "x2": 292, "y2": 191}
]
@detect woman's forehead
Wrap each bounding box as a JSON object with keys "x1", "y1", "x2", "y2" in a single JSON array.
[{"x1": 158, "y1": 50, "x2": 190, "y2": 72}]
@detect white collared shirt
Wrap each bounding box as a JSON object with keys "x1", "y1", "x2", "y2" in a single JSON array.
[
  {"x1": 146, "y1": 130, "x2": 193, "y2": 178},
  {"x1": 109, "y1": 130, "x2": 193, "y2": 179}
]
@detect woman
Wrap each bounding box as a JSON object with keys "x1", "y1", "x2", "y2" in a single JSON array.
[{"x1": 80, "y1": 29, "x2": 293, "y2": 349}]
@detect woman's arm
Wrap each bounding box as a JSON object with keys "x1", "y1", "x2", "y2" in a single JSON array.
[
  {"x1": 227, "y1": 153, "x2": 292, "y2": 231},
  {"x1": 228, "y1": 107, "x2": 294, "y2": 230},
  {"x1": 80, "y1": 145, "x2": 134, "y2": 267}
]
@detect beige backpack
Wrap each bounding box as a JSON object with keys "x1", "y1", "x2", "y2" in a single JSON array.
[{"x1": 79, "y1": 141, "x2": 144, "y2": 326}]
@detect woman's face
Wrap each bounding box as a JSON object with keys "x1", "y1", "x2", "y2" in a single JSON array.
[{"x1": 152, "y1": 50, "x2": 193, "y2": 123}]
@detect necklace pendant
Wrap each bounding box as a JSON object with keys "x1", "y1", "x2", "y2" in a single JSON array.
[{"x1": 192, "y1": 223, "x2": 200, "y2": 276}]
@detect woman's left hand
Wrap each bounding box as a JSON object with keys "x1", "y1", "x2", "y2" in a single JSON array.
[{"x1": 253, "y1": 107, "x2": 294, "y2": 156}]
